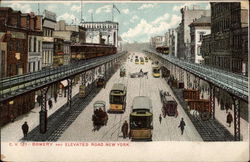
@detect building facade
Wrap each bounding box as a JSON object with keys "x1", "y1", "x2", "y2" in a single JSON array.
[
  {"x1": 189, "y1": 16, "x2": 211, "y2": 64},
  {"x1": 177, "y1": 5, "x2": 211, "y2": 60},
  {"x1": 81, "y1": 21, "x2": 118, "y2": 47},
  {"x1": 168, "y1": 28, "x2": 178, "y2": 57},
  {"x1": 42, "y1": 10, "x2": 56, "y2": 68},
  {"x1": 150, "y1": 36, "x2": 165, "y2": 48},
  {"x1": 25, "y1": 12, "x2": 43, "y2": 73},
  {"x1": 0, "y1": 7, "x2": 35, "y2": 126},
  {"x1": 201, "y1": 2, "x2": 248, "y2": 75}
]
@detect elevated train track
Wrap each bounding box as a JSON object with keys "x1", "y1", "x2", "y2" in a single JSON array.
[
  {"x1": 144, "y1": 50, "x2": 248, "y2": 102},
  {"x1": 0, "y1": 51, "x2": 127, "y2": 103}
]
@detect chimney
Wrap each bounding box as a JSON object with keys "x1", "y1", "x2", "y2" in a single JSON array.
[{"x1": 35, "y1": 15, "x2": 42, "y2": 31}]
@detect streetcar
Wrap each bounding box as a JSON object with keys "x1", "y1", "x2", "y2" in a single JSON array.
[
  {"x1": 109, "y1": 83, "x2": 127, "y2": 113},
  {"x1": 152, "y1": 64, "x2": 161, "y2": 78},
  {"x1": 129, "y1": 96, "x2": 153, "y2": 141},
  {"x1": 140, "y1": 57, "x2": 144, "y2": 65},
  {"x1": 135, "y1": 58, "x2": 139, "y2": 64}
]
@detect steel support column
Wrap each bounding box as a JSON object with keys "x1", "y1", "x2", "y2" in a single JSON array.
[
  {"x1": 39, "y1": 87, "x2": 49, "y2": 134},
  {"x1": 67, "y1": 78, "x2": 73, "y2": 108},
  {"x1": 232, "y1": 96, "x2": 241, "y2": 141},
  {"x1": 209, "y1": 84, "x2": 215, "y2": 119},
  {"x1": 187, "y1": 72, "x2": 191, "y2": 88}
]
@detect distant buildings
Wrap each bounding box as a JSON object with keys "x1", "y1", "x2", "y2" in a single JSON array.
[
  {"x1": 42, "y1": 10, "x2": 56, "y2": 68},
  {"x1": 54, "y1": 20, "x2": 86, "y2": 66},
  {"x1": 177, "y1": 6, "x2": 210, "y2": 60},
  {"x1": 150, "y1": 36, "x2": 165, "y2": 48},
  {"x1": 81, "y1": 21, "x2": 118, "y2": 47},
  {"x1": 168, "y1": 28, "x2": 178, "y2": 57},
  {"x1": 189, "y1": 16, "x2": 211, "y2": 64}
]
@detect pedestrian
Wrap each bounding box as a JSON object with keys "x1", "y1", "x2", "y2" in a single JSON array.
[
  {"x1": 48, "y1": 99, "x2": 53, "y2": 109},
  {"x1": 37, "y1": 95, "x2": 41, "y2": 106},
  {"x1": 10, "y1": 113, "x2": 15, "y2": 122},
  {"x1": 159, "y1": 114, "x2": 162, "y2": 124},
  {"x1": 54, "y1": 93, "x2": 58, "y2": 103},
  {"x1": 121, "y1": 120, "x2": 129, "y2": 139},
  {"x1": 22, "y1": 121, "x2": 29, "y2": 137},
  {"x1": 226, "y1": 112, "x2": 233, "y2": 127},
  {"x1": 178, "y1": 118, "x2": 186, "y2": 135}
]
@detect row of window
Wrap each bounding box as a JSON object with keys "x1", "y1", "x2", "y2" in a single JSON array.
[
  {"x1": 43, "y1": 28, "x2": 53, "y2": 37},
  {"x1": 28, "y1": 37, "x2": 42, "y2": 53},
  {"x1": 212, "y1": 18, "x2": 231, "y2": 33},
  {"x1": 212, "y1": 3, "x2": 231, "y2": 17},
  {"x1": 8, "y1": 39, "x2": 26, "y2": 52},
  {"x1": 83, "y1": 24, "x2": 117, "y2": 29},
  {"x1": 28, "y1": 61, "x2": 41, "y2": 73}
]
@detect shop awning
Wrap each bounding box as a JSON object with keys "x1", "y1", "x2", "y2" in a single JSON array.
[{"x1": 60, "y1": 80, "x2": 68, "y2": 87}]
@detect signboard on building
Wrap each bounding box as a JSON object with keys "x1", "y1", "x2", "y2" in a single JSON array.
[{"x1": 44, "y1": 10, "x2": 56, "y2": 21}]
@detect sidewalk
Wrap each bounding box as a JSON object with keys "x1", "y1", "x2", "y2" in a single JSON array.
[
  {"x1": 1, "y1": 82, "x2": 81, "y2": 142},
  {"x1": 202, "y1": 91, "x2": 249, "y2": 141}
]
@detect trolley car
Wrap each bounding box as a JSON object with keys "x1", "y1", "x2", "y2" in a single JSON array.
[
  {"x1": 129, "y1": 96, "x2": 153, "y2": 141},
  {"x1": 140, "y1": 57, "x2": 144, "y2": 65},
  {"x1": 109, "y1": 83, "x2": 127, "y2": 113},
  {"x1": 135, "y1": 58, "x2": 139, "y2": 64},
  {"x1": 152, "y1": 64, "x2": 160, "y2": 78}
]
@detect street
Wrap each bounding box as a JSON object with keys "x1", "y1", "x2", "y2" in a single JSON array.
[{"x1": 59, "y1": 52, "x2": 202, "y2": 141}]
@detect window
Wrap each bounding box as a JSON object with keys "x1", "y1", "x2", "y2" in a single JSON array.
[
  {"x1": 33, "y1": 62, "x2": 36, "y2": 72},
  {"x1": 38, "y1": 41, "x2": 40, "y2": 52},
  {"x1": 34, "y1": 37, "x2": 36, "y2": 52},
  {"x1": 29, "y1": 37, "x2": 32, "y2": 52},
  {"x1": 197, "y1": 46, "x2": 201, "y2": 56}
]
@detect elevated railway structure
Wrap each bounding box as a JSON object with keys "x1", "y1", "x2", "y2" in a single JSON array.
[
  {"x1": 144, "y1": 49, "x2": 248, "y2": 141},
  {"x1": 0, "y1": 51, "x2": 127, "y2": 133}
]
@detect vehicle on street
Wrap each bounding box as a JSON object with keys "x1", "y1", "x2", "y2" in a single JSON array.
[
  {"x1": 152, "y1": 64, "x2": 161, "y2": 78},
  {"x1": 129, "y1": 96, "x2": 153, "y2": 141},
  {"x1": 159, "y1": 90, "x2": 178, "y2": 117},
  {"x1": 140, "y1": 57, "x2": 144, "y2": 64},
  {"x1": 96, "y1": 75, "x2": 106, "y2": 88},
  {"x1": 135, "y1": 58, "x2": 139, "y2": 64},
  {"x1": 92, "y1": 100, "x2": 108, "y2": 126},
  {"x1": 109, "y1": 83, "x2": 127, "y2": 113},
  {"x1": 120, "y1": 67, "x2": 126, "y2": 77}
]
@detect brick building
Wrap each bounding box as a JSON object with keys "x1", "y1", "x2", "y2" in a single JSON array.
[
  {"x1": 201, "y1": 2, "x2": 248, "y2": 75},
  {"x1": 0, "y1": 7, "x2": 37, "y2": 126},
  {"x1": 177, "y1": 5, "x2": 210, "y2": 60}
]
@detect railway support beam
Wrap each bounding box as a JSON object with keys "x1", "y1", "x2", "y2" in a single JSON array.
[
  {"x1": 67, "y1": 78, "x2": 73, "y2": 108},
  {"x1": 232, "y1": 96, "x2": 241, "y2": 141},
  {"x1": 186, "y1": 72, "x2": 191, "y2": 89},
  {"x1": 209, "y1": 84, "x2": 215, "y2": 119},
  {"x1": 39, "y1": 87, "x2": 49, "y2": 134}
]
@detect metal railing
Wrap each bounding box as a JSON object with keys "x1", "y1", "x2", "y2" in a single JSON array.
[
  {"x1": 0, "y1": 52, "x2": 126, "y2": 102},
  {"x1": 145, "y1": 50, "x2": 248, "y2": 102}
]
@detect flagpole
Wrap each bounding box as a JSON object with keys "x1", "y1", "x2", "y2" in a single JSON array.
[{"x1": 112, "y1": 4, "x2": 114, "y2": 22}]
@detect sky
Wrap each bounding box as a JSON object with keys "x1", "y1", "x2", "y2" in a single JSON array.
[{"x1": 1, "y1": 1, "x2": 210, "y2": 43}]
